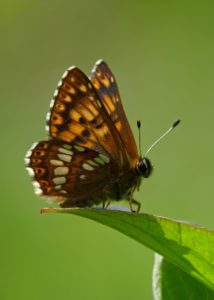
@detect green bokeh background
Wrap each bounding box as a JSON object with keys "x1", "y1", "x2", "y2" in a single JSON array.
[{"x1": 1, "y1": 1, "x2": 214, "y2": 299}]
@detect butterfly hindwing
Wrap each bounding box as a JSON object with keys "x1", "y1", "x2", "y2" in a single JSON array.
[
  {"x1": 25, "y1": 140, "x2": 112, "y2": 207},
  {"x1": 91, "y1": 60, "x2": 139, "y2": 163}
]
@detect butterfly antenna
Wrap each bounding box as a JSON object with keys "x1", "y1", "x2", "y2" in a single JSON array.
[
  {"x1": 145, "y1": 119, "x2": 181, "y2": 157},
  {"x1": 137, "y1": 120, "x2": 142, "y2": 158}
]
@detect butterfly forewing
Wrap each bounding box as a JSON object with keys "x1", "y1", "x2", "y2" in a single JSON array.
[
  {"x1": 91, "y1": 60, "x2": 139, "y2": 164},
  {"x1": 46, "y1": 66, "x2": 129, "y2": 166}
]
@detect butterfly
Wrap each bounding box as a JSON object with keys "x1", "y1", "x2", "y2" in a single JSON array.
[{"x1": 25, "y1": 60, "x2": 154, "y2": 212}]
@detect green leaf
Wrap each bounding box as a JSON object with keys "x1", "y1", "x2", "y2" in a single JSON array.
[
  {"x1": 42, "y1": 207, "x2": 214, "y2": 291},
  {"x1": 153, "y1": 254, "x2": 214, "y2": 300}
]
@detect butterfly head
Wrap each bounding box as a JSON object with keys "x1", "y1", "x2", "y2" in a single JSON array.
[{"x1": 136, "y1": 157, "x2": 153, "y2": 178}]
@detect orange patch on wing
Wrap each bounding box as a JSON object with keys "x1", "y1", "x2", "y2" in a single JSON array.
[
  {"x1": 34, "y1": 168, "x2": 46, "y2": 177},
  {"x1": 92, "y1": 79, "x2": 100, "y2": 89},
  {"x1": 79, "y1": 106, "x2": 96, "y2": 121},
  {"x1": 39, "y1": 142, "x2": 49, "y2": 149},
  {"x1": 87, "y1": 102, "x2": 99, "y2": 116},
  {"x1": 58, "y1": 131, "x2": 75, "y2": 142},
  {"x1": 103, "y1": 94, "x2": 115, "y2": 112},
  {"x1": 51, "y1": 125, "x2": 58, "y2": 135},
  {"x1": 100, "y1": 76, "x2": 110, "y2": 88},
  {"x1": 31, "y1": 158, "x2": 42, "y2": 165},
  {"x1": 51, "y1": 113, "x2": 63, "y2": 125},
  {"x1": 68, "y1": 122, "x2": 85, "y2": 135},
  {"x1": 42, "y1": 186, "x2": 52, "y2": 193},
  {"x1": 115, "y1": 121, "x2": 122, "y2": 131},
  {"x1": 55, "y1": 102, "x2": 66, "y2": 112},
  {"x1": 34, "y1": 150, "x2": 46, "y2": 157},
  {"x1": 79, "y1": 84, "x2": 87, "y2": 92},
  {"x1": 95, "y1": 124, "x2": 109, "y2": 137},
  {"x1": 39, "y1": 180, "x2": 50, "y2": 187},
  {"x1": 62, "y1": 82, "x2": 76, "y2": 95},
  {"x1": 69, "y1": 109, "x2": 82, "y2": 122}
]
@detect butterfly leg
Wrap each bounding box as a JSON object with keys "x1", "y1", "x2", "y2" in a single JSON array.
[
  {"x1": 129, "y1": 190, "x2": 141, "y2": 213},
  {"x1": 102, "y1": 200, "x2": 111, "y2": 210},
  {"x1": 131, "y1": 199, "x2": 141, "y2": 213}
]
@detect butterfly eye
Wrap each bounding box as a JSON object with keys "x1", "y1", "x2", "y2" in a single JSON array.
[{"x1": 136, "y1": 158, "x2": 153, "y2": 178}]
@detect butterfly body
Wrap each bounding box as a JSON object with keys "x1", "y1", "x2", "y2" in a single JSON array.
[{"x1": 25, "y1": 60, "x2": 152, "y2": 211}]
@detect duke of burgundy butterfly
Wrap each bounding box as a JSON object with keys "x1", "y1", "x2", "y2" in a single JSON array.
[{"x1": 25, "y1": 60, "x2": 180, "y2": 212}]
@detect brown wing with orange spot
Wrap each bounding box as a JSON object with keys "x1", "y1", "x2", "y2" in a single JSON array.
[
  {"x1": 25, "y1": 140, "x2": 112, "y2": 207},
  {"x1": 46, "y1": 66, "x2": 130, "y2": 167},
  {"x1": 90, "y1": 60, "x2": 139, "y2": 163}
]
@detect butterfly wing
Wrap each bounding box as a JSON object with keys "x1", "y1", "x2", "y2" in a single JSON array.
[
  {"x1": 25, "y1": 63, "x2": 138, "y2": 207},
  {"x1": 91, "y1": 60, "x2": 139, "y2": 164},
  {"x1": 46, "y1": 66, "x2": 130, "y2": 167},
  {"x1": 25, "y1": 140, "x2": 113, "y2": 207}
]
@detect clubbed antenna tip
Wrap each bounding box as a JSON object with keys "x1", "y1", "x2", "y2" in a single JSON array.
[{"x1": 172, "y1": 119, "x2": 181, "y2": 128}]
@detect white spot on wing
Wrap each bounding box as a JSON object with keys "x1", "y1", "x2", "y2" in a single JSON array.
[
  {"x1": 63, "y1": 144, "x2": 72, "y2": 150},
  {"x1": 50, "y1": 159, "x2": 64, "y2": 166},
  {"x1": 54, "y1": 185, "x2": 62, "y2": 190},
  {"x1": 57, "y1": 154, "x2": 72, "y2": 163},
  {"x1": 99, "y1": 154, "x2": 110, "y2": 163},
  {"x1": 53, "y1": 177, "x2": 66, "y2": 185},
  {"x1": 59, "y1": 147, "x2": 73, "y2": 155},
  {"x1": 82, "y1": 163, "x2": 95, "y2": 171},
  {"x1": 32, "y1": 181, "x2": 41, "y2": 189},
  {"x1": 74, "y1": 145, "x2": 85, "y2": 152},
  {"x1": 26, "y1": 167, "x2": 34, "y2": 177},
  {"x1": 62, "y1": 70, "x2": 68, "y2": 79},
  {"x1": 68, "y1": 66, "x2": 75, "y2": 71},
  {"x1": 25, "y1": 150, "x2": 32, "y2": 158},
  {"x1": 60, "y1": 190, "x2": 67, "y2": 194},
  {"x1": 96, "y1": 59, "x2": 103, "y2": 65},
  {"x1": 87, "y1": 160, "x2": 99, "y2": 167},
  {"x1": 53, "y1": 89, "x2": 58, "y2": 97},
  {"x1": 29, "y1": 142, "x2": 38, "y2": 151},
  {"x1": 35, "y1": 188, "x2": 43, "y2": 195},
  {"x1": 58, "y1": 80, "x2": 63, "y2": 87},
  {"x1": 46, "y1": 112, "x2": 51, "y2": 121},
  {"x1": 50, "y1": 99, "x2": 55, "y2": 108},
  {"x1": 24, "y1": 158, "x2": 30, "y2": 165},
  {"x1": 94, "y1": 157, "x2": 105, "y2": 165},
  {"x1": 54, "y1": 166, "x2": 69, "y2": 176}
]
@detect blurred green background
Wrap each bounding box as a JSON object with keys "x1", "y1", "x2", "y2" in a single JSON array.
[{"x1": 1, "y1": 1, "x2": 214, "y2": 299}]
